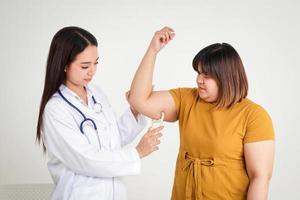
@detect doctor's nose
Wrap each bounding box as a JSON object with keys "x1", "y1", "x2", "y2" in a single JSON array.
[{"x1": 88, "y1": 65, "x2": 97, "y2": 76}]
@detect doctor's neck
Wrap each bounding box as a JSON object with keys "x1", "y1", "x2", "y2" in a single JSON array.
[{"x1": 65, "y1": 82, "x2": 88, "y2": 101}]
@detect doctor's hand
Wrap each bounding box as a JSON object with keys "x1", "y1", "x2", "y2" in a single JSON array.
[
  {"x1": 148, "y1": 26, "x2": 175, "y2": 53},
  {"x1": 136, "y1": 126, "x2": 164, "y2": 158}
]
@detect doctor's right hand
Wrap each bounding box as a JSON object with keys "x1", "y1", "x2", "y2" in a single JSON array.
[{"x1": 136, "y1": 126, "x2": 164, "y2": 158}]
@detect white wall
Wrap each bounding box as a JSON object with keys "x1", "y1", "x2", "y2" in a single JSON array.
[{"x1": 0, "y1": 0, "x2": 299, "y2": 199}]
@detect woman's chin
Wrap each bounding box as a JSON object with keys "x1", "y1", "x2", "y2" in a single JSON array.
[{"x1": 198, "y1": 91, "x2": 207, "y2": 98}]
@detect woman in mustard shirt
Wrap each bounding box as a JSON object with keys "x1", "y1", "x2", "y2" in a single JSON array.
[{"x1": 128, "y1": 26, "x2": 275, "y2": 200}]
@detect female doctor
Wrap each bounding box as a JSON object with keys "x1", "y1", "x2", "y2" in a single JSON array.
[{"x1": 36, "y1": 26, "x2": 163, "y2": 200}]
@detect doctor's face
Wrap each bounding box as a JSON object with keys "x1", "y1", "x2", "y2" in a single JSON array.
[{"x1": 65, "y1": 45, "x2": 99, "y2": 88}]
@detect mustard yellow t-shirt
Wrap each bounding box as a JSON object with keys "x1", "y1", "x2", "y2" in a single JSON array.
[{"x1": 169, "y1": 88, "x2": 275, "y2": 200}]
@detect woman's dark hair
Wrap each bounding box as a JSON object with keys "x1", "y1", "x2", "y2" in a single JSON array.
[
  {"x1": 36, "y1": 26, "x2": 98, "y2": 151},
  {"x1": 192, "y1": 43, "x2": 248, "y2": 109}
]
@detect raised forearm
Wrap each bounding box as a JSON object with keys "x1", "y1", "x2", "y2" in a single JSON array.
[{"x1": 129, "y1": 48, "x2": 157, "y2": 106}]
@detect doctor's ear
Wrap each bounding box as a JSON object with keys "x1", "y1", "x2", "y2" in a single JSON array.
[{"x1": 64, "y1": 66, "x2": 68, "y2": 72}]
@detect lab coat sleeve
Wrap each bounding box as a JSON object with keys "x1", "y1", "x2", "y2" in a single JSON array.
[
  {"x1": 117, "y1": 108, "x2": 148, "y2": 147},
  {"x1": 43, "y1": 101, "x2": 141, "y2": 178}
]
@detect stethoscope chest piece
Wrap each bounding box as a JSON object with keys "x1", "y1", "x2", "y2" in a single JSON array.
[{"x1": 93, "y1": 103, "x2": 102, "y2": 113}]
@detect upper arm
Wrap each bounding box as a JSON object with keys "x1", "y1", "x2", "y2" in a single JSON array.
[
  {"x1": 130, "y1": 90, "x2": 177, "y2": 122},
  {"x1": 244, "y1": 140, "x2": 275, "y2": 180}
]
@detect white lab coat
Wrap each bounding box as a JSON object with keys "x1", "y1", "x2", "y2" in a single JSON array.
[{"x1": 42, "y1": 84, "x2": 147, "y2": 200}]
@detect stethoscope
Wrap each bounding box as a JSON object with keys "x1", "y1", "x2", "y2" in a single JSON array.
[{"x1": 58, "y1": 89, "x2": 107, "y2": 149}]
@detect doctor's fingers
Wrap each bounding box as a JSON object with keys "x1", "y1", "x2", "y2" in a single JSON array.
[
  {"x1": 149, "y1": 132, "x2": 162, "y2": 145},
  {"x1": 143, "y1": 130, "x2": 162, "y2": 142},
  {"x1": 151, "y1": 137, "x2": 161, "y2": 146},
  {"x1": 148, "y1": 125, "x2": 164, "y2": 134},
  {"x1": 152, "y1": 145, "x2": 160, "y2": 152},
  {"x1": 151, "y1": 132, "x2": 163, "y2": 139}
]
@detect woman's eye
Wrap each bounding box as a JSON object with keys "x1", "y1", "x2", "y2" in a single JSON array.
[
  {"x1": 198, "y1": 71, "x2": 210, "y2": 78},
  {"x1": 81, "y1": 66, "x2": 88, "y2": 69}
]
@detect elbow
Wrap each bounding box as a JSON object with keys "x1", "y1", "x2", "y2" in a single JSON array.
[
  {"x1": 248, "y1": 171, "x2": 273, "y2": 183},
  {"x1": 128, "y1": 96, "x2": 161, "y2": 119},
  {"x1": 128, "y1": 92, "x2": 151, "y2": 114},
  {"x1": 128, "y1": 95, "x2": 137, "y2": 108},
  {"x1": 128, "y1": 95, "x2": 144, "y2": 112}
]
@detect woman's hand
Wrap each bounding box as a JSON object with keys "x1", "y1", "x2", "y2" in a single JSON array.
[
  {"x1": 148, "y1": 26, "x2": 175, "y2": 53},
  {"x1": 136, "y1": 126, "x2": 164, "y2": 158}
]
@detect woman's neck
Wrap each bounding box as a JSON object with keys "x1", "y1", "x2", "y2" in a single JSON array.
[{"x1": 65, "y1": 81, "x2": 88, "y2": 104}]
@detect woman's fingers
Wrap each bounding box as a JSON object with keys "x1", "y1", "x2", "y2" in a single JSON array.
[
  {"x1": 162, "y1": 26, "x2": 174, "y2": 32},
  {"x1": 161, "y1": 27, "x2": 175, "y2": 40},
  {"x1": 149, "y1": 26, "x2": 175, "y2": 52},
  {"x1": 157, "y1": 31, "x2": 167, "y2": 43},
  {"x1": 155, "y1": 27, "x2": 175, "y2": 44},
  {"x1": 158, "y1": 31, "x2": 172, "y2": 43}
]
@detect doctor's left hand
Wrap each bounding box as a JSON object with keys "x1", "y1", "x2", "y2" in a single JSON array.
[{"x1": 136, "y1": 126, "x2": 164, "y2": 158}]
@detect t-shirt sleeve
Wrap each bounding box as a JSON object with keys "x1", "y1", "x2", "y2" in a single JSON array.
[
  {"x1": 169, "y1": 88, "x2": 182, "y2": 116},
  {"x1": 244, "y1": 105, "x2": 275, "y2": 143}
]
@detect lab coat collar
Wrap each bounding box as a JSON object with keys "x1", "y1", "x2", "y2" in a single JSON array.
[
  {"x1": 58, "y1": 84, "x2": 93, "y2": 106},
  {"x1": 56, "y1": 84, "x2": 103, "y2": 121}
]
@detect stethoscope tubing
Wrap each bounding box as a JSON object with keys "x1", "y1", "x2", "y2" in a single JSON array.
[{"x1": 57, "y1": 89, "x2": 98, "y2": 134}]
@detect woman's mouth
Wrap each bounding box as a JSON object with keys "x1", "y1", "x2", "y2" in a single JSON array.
[
  {"x1": 198, "y1": 87, "x2": 206, "y2": 93},
  {"x1": 198, "y1": 86, "x2": 205, "y2": 90}
]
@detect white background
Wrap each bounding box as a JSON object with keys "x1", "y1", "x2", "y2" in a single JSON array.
[{"x1": 0, "y1": 0, "x2": 299, "y2": 199}]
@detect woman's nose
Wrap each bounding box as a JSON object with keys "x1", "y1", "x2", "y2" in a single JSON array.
[{"x1": 197, "y1": 74, "x2": 205, "y2": 84}]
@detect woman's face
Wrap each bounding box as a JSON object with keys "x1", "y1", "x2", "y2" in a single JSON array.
[
  {"x1": 65, "y1": 45, "x2": 99, "y2": 88},
  {"x1": 196, "y1": 69, "x2": 219, "y2": 103}
]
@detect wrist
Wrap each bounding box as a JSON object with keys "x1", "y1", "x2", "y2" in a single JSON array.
[{"x1": 147, "y1": 46, "x2": 159, "y2": 55}]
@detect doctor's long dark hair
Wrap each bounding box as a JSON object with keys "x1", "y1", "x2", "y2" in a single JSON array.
[{"x1": 36, "y1": 26, "x2": 98, "y2": 151}]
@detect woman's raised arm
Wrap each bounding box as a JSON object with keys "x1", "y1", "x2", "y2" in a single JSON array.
[{"x1": 129, "y1": 27, "x2": 177, "y2": 122}]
